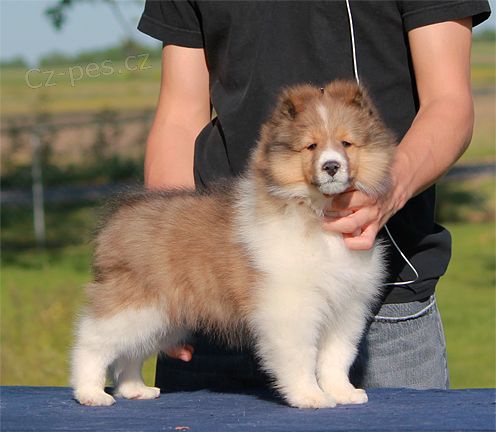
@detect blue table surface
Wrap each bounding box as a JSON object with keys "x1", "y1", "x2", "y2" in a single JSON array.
[{"x1": 1, "y1": 386, "x2": 495, "y2": 431}]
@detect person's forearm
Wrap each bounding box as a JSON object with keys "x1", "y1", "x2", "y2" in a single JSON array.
[
  {"x1": 145, "y1": 120, "x2": 200, "y2": 190},
  {"x1": 390, "y1": 94, "x2": 474, "y2": 211},
  {"x1": 145, "y1": 45, "x2": 210, "y2": 190},
  {"x1": 393, "y1": 18, "x2": 474, "y2": 207}
]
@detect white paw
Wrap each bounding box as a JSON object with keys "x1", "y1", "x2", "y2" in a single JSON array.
[
  {"x1": 286, "y1": 389, "x2": 337, "y2": 409},
  {"x1": 114, "y1": 383, "x2": 161, "y2": 400},
  {"x1": 74, "y1": 388, "x2": 116, "y2": 406},
  {"x1": 327, "y1": 387, "x2": 368, "y2": 405}
]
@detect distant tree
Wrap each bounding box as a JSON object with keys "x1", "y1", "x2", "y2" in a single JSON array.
[
  {"x1": 39, "y1": 52, "x2": 73, "y2": 67},
  {"x1": 72, "y1": 39, "x2": 161, "y2": 64},
  {"x1": 0, "y1": 56, "x2": 28, "y2": 69},
  {"x1": 473, "y1": 29, "x2": 496, "y2": 43},
  {"x1": 45, "y1": 0, "x2": 141, "y2": 41},
  {"x1": 38, "y1": 39, "x2": 161, "y2": 67}
]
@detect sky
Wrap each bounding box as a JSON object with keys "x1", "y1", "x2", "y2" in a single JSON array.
[
  {"x1": 0, "y1": 0, "x2": 495, "y2": 66},
  {"x1": 0, "y1": 0, "x2": 157, "y2": 65}
]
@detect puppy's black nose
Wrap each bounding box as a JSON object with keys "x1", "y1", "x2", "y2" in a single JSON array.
[{"x1": 322, "y1": 160, "x2": 341, "y2": 177}]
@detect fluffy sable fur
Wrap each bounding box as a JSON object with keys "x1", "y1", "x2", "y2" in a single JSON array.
[{"x1": 71, "y1": 80, "x2": 396, "y2": 408}]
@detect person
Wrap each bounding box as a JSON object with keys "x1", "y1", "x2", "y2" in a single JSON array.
[{"x1": 137, "y1": 1, "x2": 491, "y2": 391}]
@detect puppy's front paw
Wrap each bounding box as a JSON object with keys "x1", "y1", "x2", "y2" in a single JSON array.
[
  {"x1": 327, "y1": 387, "x2": 368, "y2": 405},
  {"x1": 74, "y1": 388, "x2": 116, "y2": 406},
  {"x1": 286, "y1": 389, "x2": 337, "y2": 409},
  {"x1": 114, "y1": 383, "x2": 160, "y2": 400}
]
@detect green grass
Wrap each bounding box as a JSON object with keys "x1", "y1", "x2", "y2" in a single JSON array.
[
  {"x1": 0, "y1": 203, "x2": 157, "y2": 386},
  {"x1": 471, "y1": 40, "x2": 495, "y2": 89},
  {"x1": 436, "y1": 222, "x2": 496, "y2": 388},
  {"x1": 436, "y1": 176, "x2": 495, "y2": 223},
  {"x1": 1, "y1": 244, "x2": 90, "y2": 385},
  {"x1": 1, "y1": 58, "x2": 161, "y2": 116},
  {"x1": 459, "y1": 90, "x2": 495, "y2": 164},
  {"x1": 1, "y1": 182, "x2": 494, "y2": 388}
]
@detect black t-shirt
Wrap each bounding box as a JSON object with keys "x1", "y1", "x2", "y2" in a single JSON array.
[{"x1": 138, "y1": 0, "x2": 490, "y2": 304}]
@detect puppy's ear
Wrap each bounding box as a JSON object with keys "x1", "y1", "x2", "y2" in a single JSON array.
[
  {"x1": 324, "y1": 80, "x2": 374, "y2": 114},
  {"x1": 277, "y1": 85, "x2": 320, "y2": 120},
  {"x1": 280, "y1": 97, "x2": 298, "y2": 120}
]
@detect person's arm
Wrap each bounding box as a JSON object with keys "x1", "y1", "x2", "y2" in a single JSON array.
[
  {"x1": 146, "y1": 45, "x2": 209, "y2": 361},
  {"x1": 324, "y1": 18, "x2": 474, "y2": 250},
  {"x1": 145, "y1": 45, "x2": 210, "y2": 189}
]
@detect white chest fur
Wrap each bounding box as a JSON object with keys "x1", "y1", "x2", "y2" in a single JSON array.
[{"x1": 235, "y1": 179, "x2": 384, "y2": 306}]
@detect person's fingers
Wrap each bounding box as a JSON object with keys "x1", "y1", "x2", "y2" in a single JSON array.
[
  {"x1": 166, "y1": 344, "x2": 195, "y2": 362},
  {"x1": 323, "y1": 207, "x2": 378, "y2": 234},
  {"x1": 342, "y1": 224, "x2": 378, "y2": 250}
]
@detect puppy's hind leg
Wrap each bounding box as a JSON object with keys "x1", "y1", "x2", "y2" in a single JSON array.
[
  {"x1": 71, "y1": 315, "x2": 118, "y2": 406},
  {"x1": 112, "y1": 326, "x2": 189, "y2": 399},
  {"x1": 71, "y1": 306, "x2": 166, "y2": 406},
  {"x1": 112, "y1": 356, "x2": 160, "y2": 400}
]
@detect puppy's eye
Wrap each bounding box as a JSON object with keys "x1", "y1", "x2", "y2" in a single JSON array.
[
  {"x1": 341, "y1": 141, "x2": 352, "y2": 148},
  {"x1": 306, "y1": 143, "x2": 317, "y2": 151}
]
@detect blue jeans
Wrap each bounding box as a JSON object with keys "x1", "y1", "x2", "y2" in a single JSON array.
[
  {"x1": 155, "y1": 296, "x2": 450, "y2": 391},
  {"x1": 351, "y1": 296, "x2": 450, "y2": 389}
]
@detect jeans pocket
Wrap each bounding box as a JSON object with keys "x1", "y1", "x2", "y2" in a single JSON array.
[
  {"x1": 353, "y1": 295, "x2": 450, "y2": 389},
  {"x1": 373, "y1": 296, "x2": 437, "y2": 323}
]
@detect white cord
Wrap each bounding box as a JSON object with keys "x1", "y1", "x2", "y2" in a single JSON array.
[
  {"x1": 345, "y1": 0, "x2": 419, "y2": 286},
  {"x1": 345, "y1": 0, "x2": 360, "y2": 86},
  {"x1": 382, "y1": 225, "x2": 419, "y2": 286},
  {"x1": 375, "y1": 297, "x2": 436, "y2": 321}
]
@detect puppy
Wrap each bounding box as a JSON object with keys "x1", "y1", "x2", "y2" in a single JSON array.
[{"x1": 71, "y1": 80, "x2": 396, "y2": 408}]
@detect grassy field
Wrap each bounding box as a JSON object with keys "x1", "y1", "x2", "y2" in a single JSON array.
[
  {"x1": 436, "y1": 222, "x2": 495, "y2": 388},
  {"x1": 471, "y1": 39, "x2": 495, "y2": 90},
  {"x1": 1, "y1": 202, "x2": 158, "y2": 386},
  {"x1": 465, "y1": 91, "x2": 495, "y2": 164},
  {"x1": 0, "y1": 58, "x2": 161, "y2": 116}
]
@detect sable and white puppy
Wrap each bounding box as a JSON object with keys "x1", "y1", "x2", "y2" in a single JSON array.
[{"x1": 71, "y1": 81, "x2": 396, "y2": 409}]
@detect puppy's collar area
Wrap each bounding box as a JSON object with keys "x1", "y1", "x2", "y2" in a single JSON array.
[
  {"x1": 354, "y1": 180, "x2": 385, "y2": 199},
  {"x1": 264, "y1": 184, "x2": 332, "y2": 218}
]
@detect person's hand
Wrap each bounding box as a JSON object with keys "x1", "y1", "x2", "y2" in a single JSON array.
[
  {"x1": 166, "y1": 344, "x2": 195, "y2": 362},
  {"x1": 323, "y1": 184, "x2": 405, "y2": 250}
]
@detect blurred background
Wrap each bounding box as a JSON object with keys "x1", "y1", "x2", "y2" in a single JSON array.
[{"x1": 1, "y1": 1, "x2": 494, "y2": 389}]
